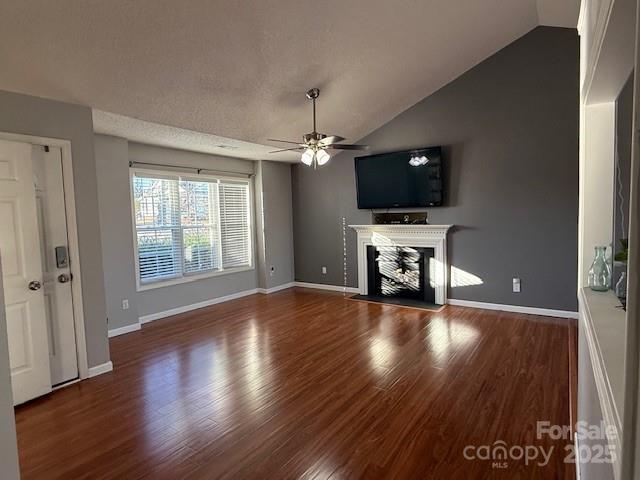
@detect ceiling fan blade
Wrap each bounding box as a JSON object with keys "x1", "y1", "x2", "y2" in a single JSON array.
[
  {"x1": 268, "y1": 147, "x2": 305, "y2": 154},
  {"x1": 318, "y1": 135, "x2": 346, "y2": 146},
  {"x1": 326, "y1": 144, "x2": 369, "y2": 150},
  {"x1": 267, "y1": 138, "x2": 302, "y2": 145}
]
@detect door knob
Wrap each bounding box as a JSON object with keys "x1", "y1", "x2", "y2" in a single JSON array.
[
  {"x1": 57, "y1": 274, "x2": 70, "y2": 283},
  {"x1": 28, "y1": 280, "x2": 42, "y2": 291}
]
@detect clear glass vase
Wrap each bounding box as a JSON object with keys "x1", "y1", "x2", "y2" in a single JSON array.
[
  {"x1": 615, "y1": 270, "x2": 627, "y2": 308},
  {"x1": 588, "y1": 246, "x2": 611, "y2": 292}
]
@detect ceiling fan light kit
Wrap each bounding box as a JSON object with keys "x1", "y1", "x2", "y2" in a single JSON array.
[
  {"x1": 268, "y1": 88, "x2": 368, "y2": 168},
  {"x1": 316, "y1": 149, "x2": 330, "y2": 166},
  {"x1": 301, "y1": 148, "x2": 314, "y2": 166}
]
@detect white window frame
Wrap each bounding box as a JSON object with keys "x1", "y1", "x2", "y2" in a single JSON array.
[{"x1": 129, "y1": 167, "x2": 254, "y2": 291}]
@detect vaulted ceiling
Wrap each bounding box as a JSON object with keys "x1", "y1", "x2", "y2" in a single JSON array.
[{"x1": 0, "y1": 0, "x2": 578, "y2": 161}]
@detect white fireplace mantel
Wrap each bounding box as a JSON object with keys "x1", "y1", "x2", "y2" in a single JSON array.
[{"x1": 349, "y1": 224, "x2": 453, "y2": 305}]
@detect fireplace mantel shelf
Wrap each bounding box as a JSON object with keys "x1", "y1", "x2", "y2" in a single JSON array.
[{"x1": 348, "y1": 224, "x2": 453, "y2": 236}]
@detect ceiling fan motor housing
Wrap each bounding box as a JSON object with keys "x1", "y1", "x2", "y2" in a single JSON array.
[{"x1": 303, "y1": 132, "x2": 326, "y2": 146}]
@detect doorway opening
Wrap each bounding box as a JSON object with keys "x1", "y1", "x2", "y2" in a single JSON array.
[{"x1": 0, "y1": 135, "x2": 88, "y2": 405}]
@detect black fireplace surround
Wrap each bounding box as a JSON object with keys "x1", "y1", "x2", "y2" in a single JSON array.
[{"x1": 362, "y1": 245, "x2": 437, "y2": 307}]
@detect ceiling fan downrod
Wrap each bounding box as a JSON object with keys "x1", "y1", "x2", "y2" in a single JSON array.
[{"x1": 306, "y1": 88, "x2": 320, "y2": 135}]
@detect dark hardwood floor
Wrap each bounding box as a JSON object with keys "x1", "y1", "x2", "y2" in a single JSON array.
[{"x1": 15, "y1": 288, "x2": 576, "y2": 479}]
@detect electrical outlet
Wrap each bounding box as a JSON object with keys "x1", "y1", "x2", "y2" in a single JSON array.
[
  {"x1": 269, "y1": 265, "x2": 275, "y2": 277},
  {"x1": 122, "y1": 299, "x2": 129, "y2": 310},
  {"x1": 512, "y1": 278, "x2": 521, "y2": 293},
  {"x1": 321, "y1": 266, "x2": 327, "y2": 274}
]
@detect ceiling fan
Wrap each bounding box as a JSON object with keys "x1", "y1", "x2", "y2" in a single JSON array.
[{"x1": 268, "y1": 88, "x2": 368, "y2": 168}]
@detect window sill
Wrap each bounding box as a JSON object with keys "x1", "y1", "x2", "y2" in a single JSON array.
[{"x1": 137, "y1": 265, "x2": 254, "y2": 292}]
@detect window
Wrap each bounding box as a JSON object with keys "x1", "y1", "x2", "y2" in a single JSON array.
[{"x1": 132, "y1": 170, "x2": 252, "y2": 287}]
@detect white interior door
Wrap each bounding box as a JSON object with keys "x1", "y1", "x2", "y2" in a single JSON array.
[
  {"x1": 33, "y1": 146, "x2": 78, "y2": 386},
  {"x1": 0, "y1": 139, "x2": 52, "y2": 405}
]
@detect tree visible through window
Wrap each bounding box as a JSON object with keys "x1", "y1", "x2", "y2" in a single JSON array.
[{"x1": 132, "y1": 171, "x2": 251, "y2": 285}]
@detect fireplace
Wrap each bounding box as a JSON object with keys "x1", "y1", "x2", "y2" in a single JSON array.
[
  {"x1": 349, "y1": 224, "x2": 452, "y2": 306},
  {"x1": 367, "y1": 245, "x2": 435, "y2": 304}
]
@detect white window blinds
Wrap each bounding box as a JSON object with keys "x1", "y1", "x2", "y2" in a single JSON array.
[
  {"x1": 219, "y1": 183, "x2": 251, "y2": 268},
  {"x1": 181, "y1": 179, "x2": 220, "y2": 274},
  {"x1": 133, "y1": 174, "x2": 182, "y2": 282},
  {"x1": 132, "y1": 171, "x2": 252, "y2": 285}
]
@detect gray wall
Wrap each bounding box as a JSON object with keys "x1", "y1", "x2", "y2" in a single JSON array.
[
  {"x1": 95, "y1": 135, "x2": 140, "y2": 330},
  {"x1": 94, "y1": 137, "x2": 262, "y2": 322},
  {"x1": 131, "y1": 143, "x2": 257, "y2": 317},
  {"x1": 292, "y1": 26, "x2": 579, "y2": 311},
  {"x1": 0, "y1": 90, "x2": 109, "y2": 367},
  {"x1": 259, "y1": 161, "x2": 295, "y2": 290},
  {"x1": 0, "y1": 258, "x2": 20, "y2": 480},
  {"x1": 129, "y1": 142, "x2": 255, "y2": 178}
]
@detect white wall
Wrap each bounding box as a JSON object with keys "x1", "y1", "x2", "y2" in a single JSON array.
[{"x1": 579, "y1": 102, "x2": 615, "y2": 286}]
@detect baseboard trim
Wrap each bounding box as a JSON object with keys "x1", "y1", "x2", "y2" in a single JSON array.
[
  {"x1": 52, "y1": 378, "x2": 81, "y2": 391},
  {"x1": 574, "y1": 434, "x2": 581, "y2": 480},
  {"x1": 108, "y1": 322, "x2": 142, "y2": 338},
  {"x1": 294, "y1": 281, "x2": 360, "y2": 294},
  {"x1": 139, "y1": 288, "x2": 260, "y2": 324},
  {"x1": 447, "y1": 299, "x2": 579, "y2": 319},
  {"x1": 88, "y1": 361, "x2": 113, "y2": 378},
  {"x1": 290, "y1": 284, "x2": 578, "y2": 318},
  {"x1": 257, "y1": 282, "x2": 296, "y2": 294},
  {"x1": 137, "y1": 286, "x2": 577, "y2": 324}
]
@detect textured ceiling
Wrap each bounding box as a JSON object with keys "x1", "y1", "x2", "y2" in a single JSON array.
[
  {"x1": 0, "y1": 0, "x2": 578, "y2": 161},
  {"x1": 92, "y1": 109, "x2": 290, "y2": 161}
]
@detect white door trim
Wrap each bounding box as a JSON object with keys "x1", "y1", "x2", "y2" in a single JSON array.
[{"x1": 0, "y1": 132, "x2": 89, "y2": 380}]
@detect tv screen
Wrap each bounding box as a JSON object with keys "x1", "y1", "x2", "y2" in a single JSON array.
[{"x1": 355, "y1": 147, "x2": 443, "y2": 209}]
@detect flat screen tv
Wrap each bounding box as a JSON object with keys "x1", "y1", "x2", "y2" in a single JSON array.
[{"x1": 355, "y1": 147, "x2": 443, "y2": 209}]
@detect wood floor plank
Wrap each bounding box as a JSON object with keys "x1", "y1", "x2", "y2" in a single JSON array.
[{"x1": 15, "y1": 288, "x2": 576, "y2": 479}]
